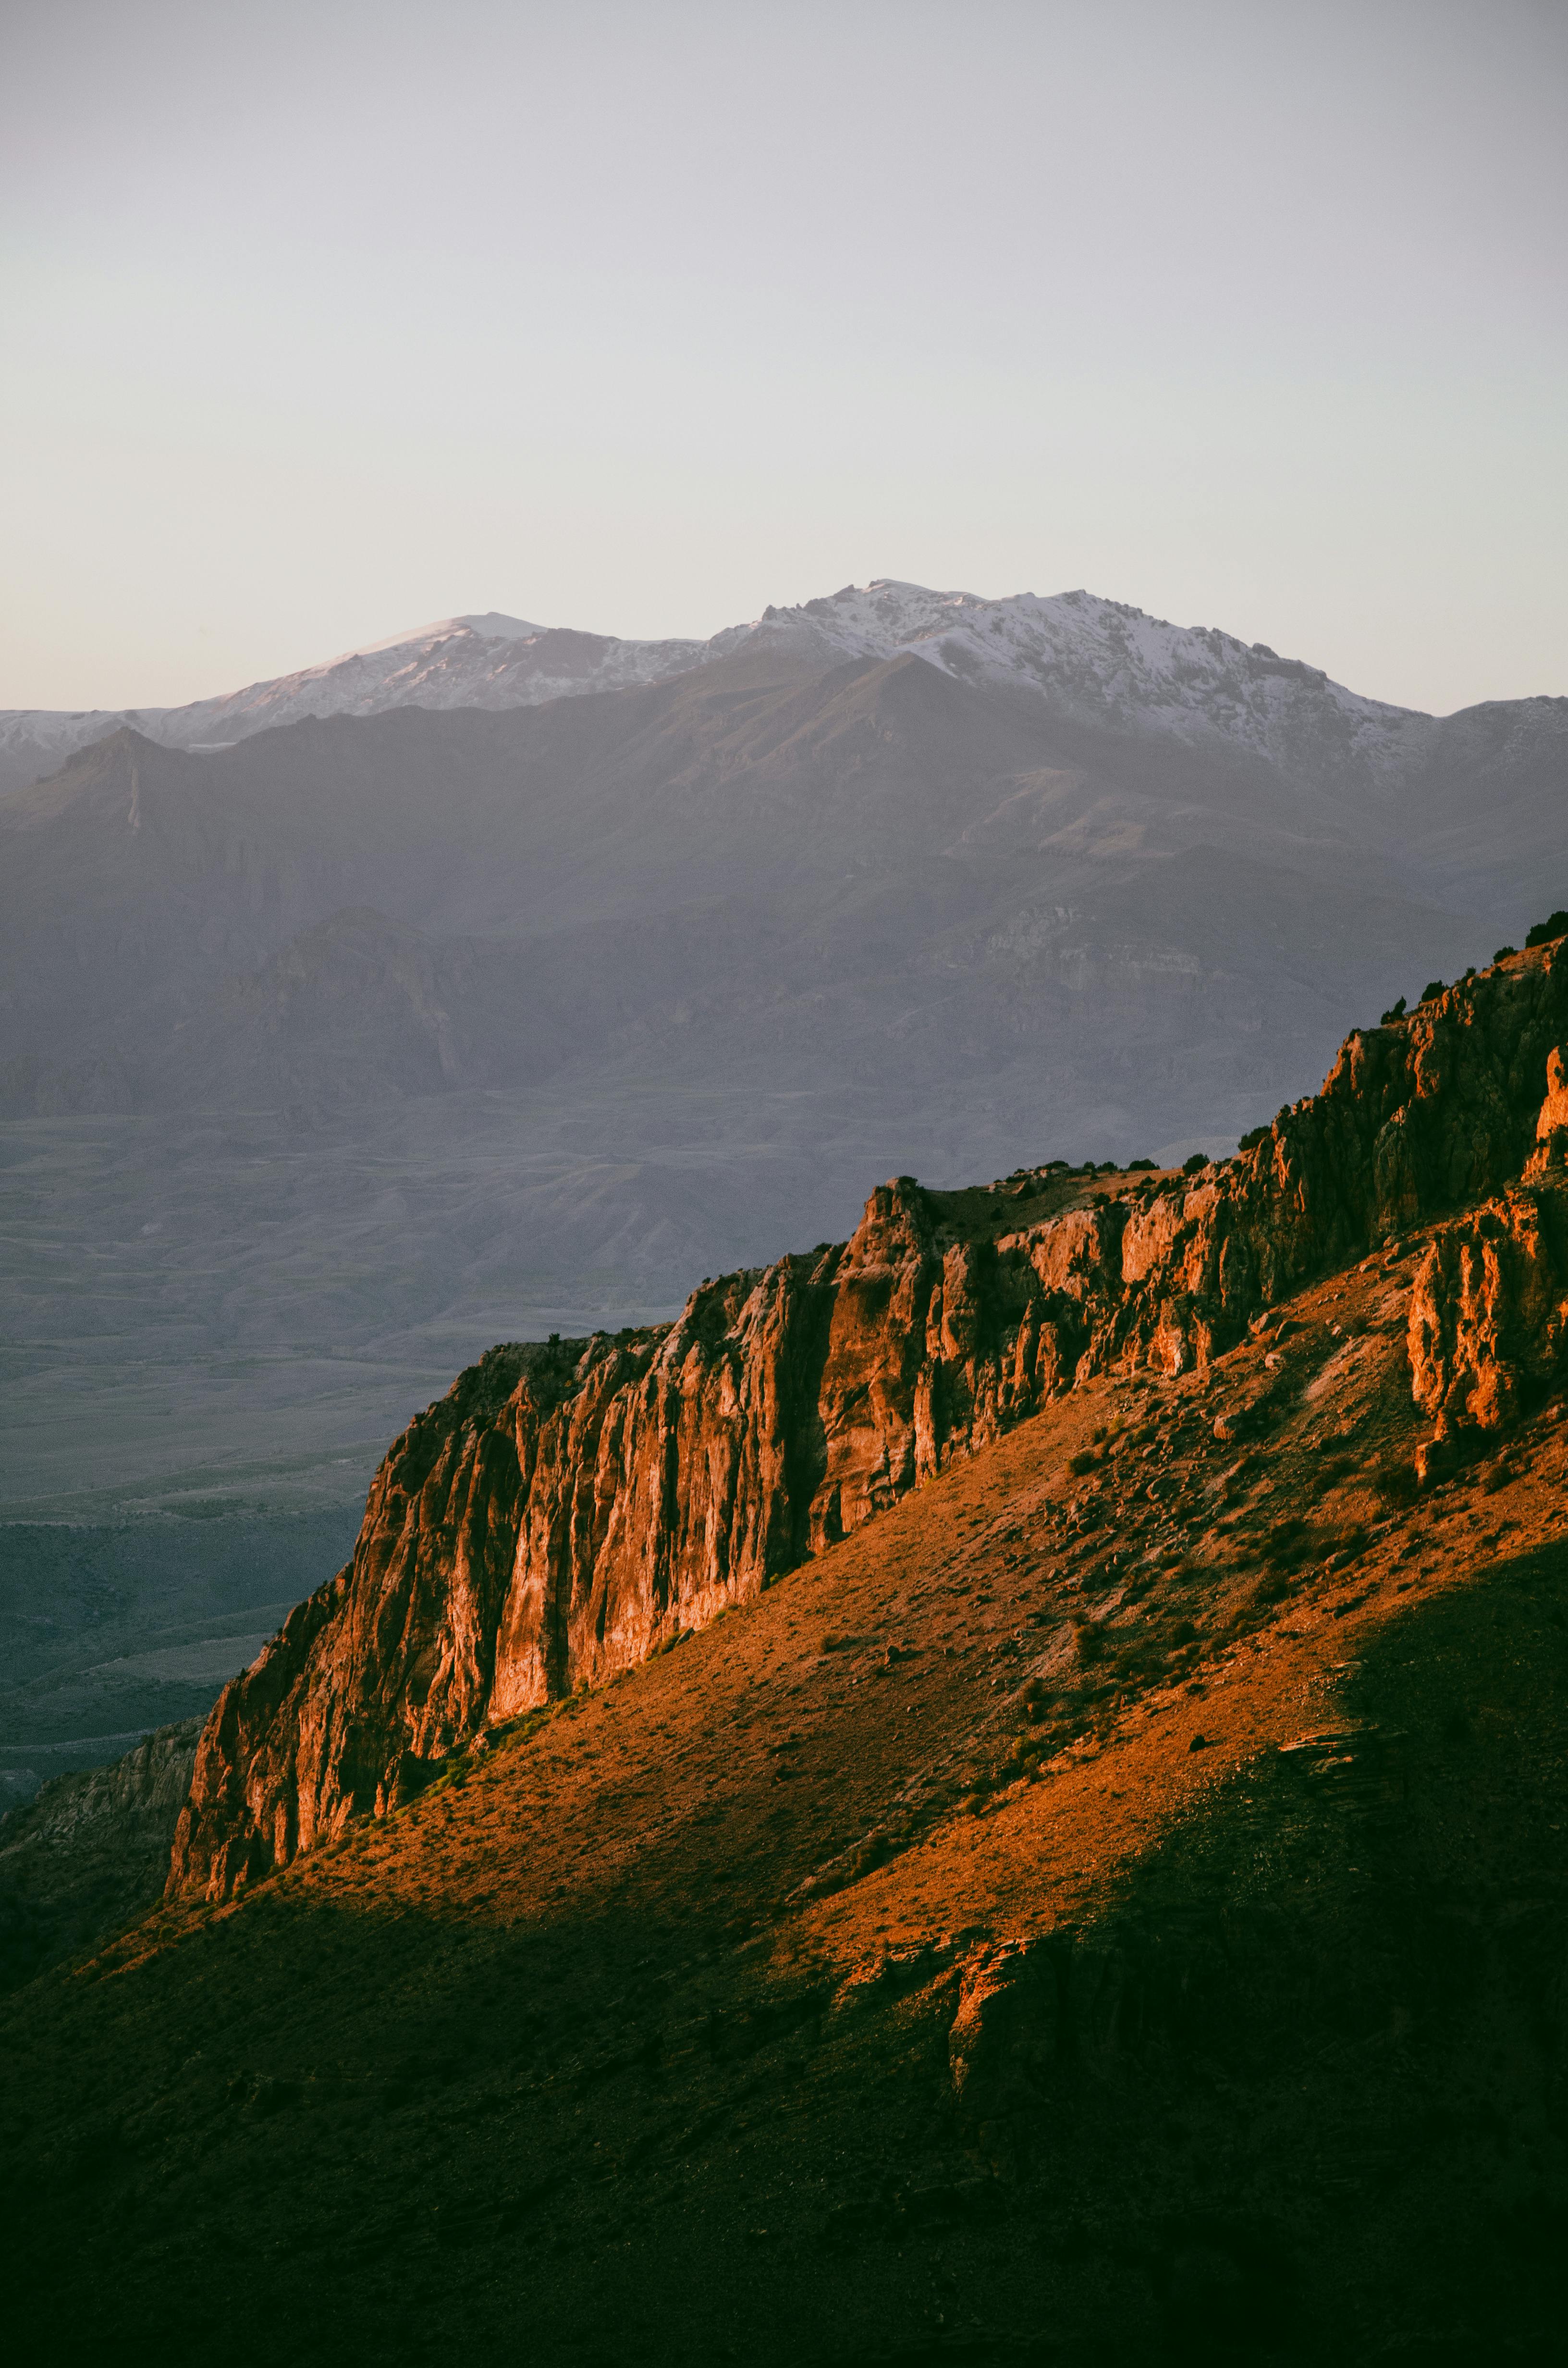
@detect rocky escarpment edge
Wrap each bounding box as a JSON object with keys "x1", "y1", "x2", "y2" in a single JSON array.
[{"x1": 168, "y1": 945, "x2": 1568, "y2": 1901}]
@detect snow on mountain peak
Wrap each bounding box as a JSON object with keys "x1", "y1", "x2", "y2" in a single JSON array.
[
  {"x1": 336, "y1": 611, "x2": 547, "y2": 663},
  {"x1": 707, "y1": 578, "x2": 1429, "y2": 782},
  {"x1": 2, "y1": 576, "x2": 1439, "y2": 793},
  {"x1": 452, "y1": 611, "x2": 548, "y2": 643},
  {"x1": 135, "y1": 611, "x2": 704, "y2": 749}
]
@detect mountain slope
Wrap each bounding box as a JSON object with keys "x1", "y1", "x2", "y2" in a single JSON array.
[
  {"x1": 712, "y1": 580, "x2": 1436, "y2": 788},
  {"x1": 0, "y1": 1716, "x2": 201, "y2": 1990},
  {"x1": 0, "y1": 608, "x2": 704, "y2": 790},
  {"x1": 5, "y1": 1115, "x2": 1567, "y2": 2363},
  {"x1": 0, "y1": 647, "x2": 1481, "y2": 1120},
  {"x1": 166, "y1": 940, "x2": 1568, "y2": 1901}
]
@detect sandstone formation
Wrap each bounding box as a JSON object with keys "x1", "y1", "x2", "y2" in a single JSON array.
[{"x1": 169, "y1": 945, "x2": 1568, "y2": 1901}]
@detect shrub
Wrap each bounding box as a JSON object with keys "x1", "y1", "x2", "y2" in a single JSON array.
[
  {"x1": 1182, "y1": 1152, "x2": 1208, "y2": 1175},
  {"x1": 1526, "y1": 910, "x2": 1568, "y2": 948},
  {"x1": 1068, "y1": 1448, "x2": 1099, "y2": 1475},
  {"x1": 1373, "y1": 1455, "x2": 1419, "y2": 1508},
  {"x1": 1380, "y1": 996, "x2": 1407, "y2": 1024},
  {"x1": 1237, "y1": 1124, "x2": 1270, "y2": 1152},
  {"x1": 1263, "y1": 1516, "x2": 1309, "y2": 1568},
  {"x1": 1127, "y1": 1156, "x2": 1156, "y2": 1171},
  {"x1": 1493, "y1": 946, "x2": 1517, "y2": 963},
  {"x1": 1419, "y1": 980, "x2": 1446, "y2": 1004}
]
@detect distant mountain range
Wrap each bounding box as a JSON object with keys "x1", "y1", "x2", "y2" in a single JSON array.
[
  {"x1": 7, "y1": 577, "x2": 1556, "y2": 797},
  {"x1": 4, "y1": 580, "x2": 1564, "y2": 1121},
  {"x1": 0, "y1": 579, "x2": 1562, "y2": 1525}
]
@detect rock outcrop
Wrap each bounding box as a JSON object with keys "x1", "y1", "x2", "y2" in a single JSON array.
[
  {"x1": 169, "y1": 945, "x2": 1568, "y2": 1901},
  {"x1": 0, "y1": 1718, "x2": 203, "y2": 1991},
  {"x1": 1407, "y1": 1178, "x2": 1568, "y2": 1464},
  {"x1": 1402, "y1": 1032, "x2": 1568, "y2": 1472}
]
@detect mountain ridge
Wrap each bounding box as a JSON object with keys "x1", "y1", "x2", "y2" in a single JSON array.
[
  {"x1": 2, "y1": 576, "x2": 1522, "y2": 799},
  {"x1": 0, "y1": 656, "x2": 1490, "y2": 1147}
]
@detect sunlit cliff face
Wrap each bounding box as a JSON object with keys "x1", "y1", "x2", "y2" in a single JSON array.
[{"x1": 169, "y1": 944, "x2": 1568, "y2": 1901}]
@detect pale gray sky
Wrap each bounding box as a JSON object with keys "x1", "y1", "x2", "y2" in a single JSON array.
[{"x1": 2, "y1": 0, "x2": 1564, "y2": 715}]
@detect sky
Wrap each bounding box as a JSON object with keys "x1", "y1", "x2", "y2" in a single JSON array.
[{"x1": 2, "y1": 0, "x2": 1564, "y2": 716}]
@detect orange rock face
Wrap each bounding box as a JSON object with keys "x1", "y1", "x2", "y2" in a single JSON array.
[
  {"x1": 1536, "y1": 1042, "x2": 1568, "y2": 1143},
  {"x1": 1409, "y1": 1184, "x2": 1568, "y2": 1452},
  {"x1": 168, "y1": 946, "x2": 1568, "y2": 1900}
]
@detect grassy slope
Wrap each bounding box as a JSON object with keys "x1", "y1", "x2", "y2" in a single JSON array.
[{"x1": 3, "y1": 1242, "x2": 1566, "y2": 2366}]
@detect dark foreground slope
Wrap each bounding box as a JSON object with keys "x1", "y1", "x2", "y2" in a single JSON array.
[{"x1": 3, "y1": 1234, "x2": 1567, "y2": 2367}]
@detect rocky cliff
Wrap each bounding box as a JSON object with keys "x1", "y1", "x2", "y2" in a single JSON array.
[
  {"x1": 1403, "y1": 1058, "x2": 1568, "y2": 1472},
  {"x1": 0, "y1": 1717, "x2": 203, "y2": 1990},
  {"x1": 168, "y1": 944, "x2": 1568, "y2": 1900}
]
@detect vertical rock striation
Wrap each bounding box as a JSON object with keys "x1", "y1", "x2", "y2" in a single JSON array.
[{"x1": 170, "y1": 946, "x2": 1568, "y2": 1899}]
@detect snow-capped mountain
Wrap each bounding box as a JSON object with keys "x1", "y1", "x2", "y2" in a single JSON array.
[
  {"x1": 0, "y1": 612, "x2": 704, "y2": 791},
  {"x1": 159, "y1": 611, "x2": 708, "y2": 748},
  {"x1": 0, "y1": 703, "x2": 172, "y2": 790},
  {"x1": 0, "y1": 580, "x2": 1446, "y2": 794},
  {"x1": 710, "y1": 582, "x2": 1435, "y2": 787}
]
